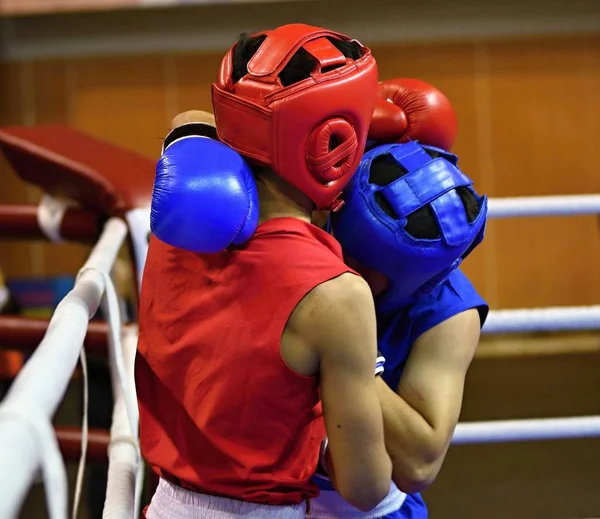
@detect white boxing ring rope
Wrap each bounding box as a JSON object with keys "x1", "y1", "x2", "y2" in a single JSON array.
[
  {"x1": 453, "y1": 416, "x2": 600, "y2": 444},
  {"x1": 103, "y1": 325, "x2": 143, "y2": 519},
  {"x1": 488, "y1": 193, "x2": 600, "y2": 218},
  {"x1": 0, "y1": 192, "x2": 598, "y2": 518},
  {"x1": 0, "y1": 217, "x2": 138, "y2": 519},
  {"x1": 483, "y1": 305, "x2": 600, "y2": 333}
]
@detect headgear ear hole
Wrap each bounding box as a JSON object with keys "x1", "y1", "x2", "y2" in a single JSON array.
[
  {"x1": 306, "y1": 118, "x2": 357, "y2": 182},
  {"x1": 328, "y1": 134, "x2": 340, "y2": 152}
]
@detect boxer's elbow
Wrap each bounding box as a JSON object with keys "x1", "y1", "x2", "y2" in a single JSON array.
[
  {"x1": 333, "y1": 454, "x2": 392, "y2": 512},
  {"x1": 392, "y1": 461, "x2": 440, "y2": 494},
  {"x1": 337, "y1": 477, "x2": 390, "y2": 512},
  {"x1": 391, "y1": 436, "x2": 446, "y2": 493}
]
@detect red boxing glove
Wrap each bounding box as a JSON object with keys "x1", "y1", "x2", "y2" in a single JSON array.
[{"x1": 369, "y1": 78, "x2": 458, "y2": 151}]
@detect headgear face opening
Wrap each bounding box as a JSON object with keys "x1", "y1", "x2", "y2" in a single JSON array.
[
  {"x1": 332, "y1": 141, "x2": 488, "y2": 311},
  {"x1": 211, "y1": 24, "x2": 379, "y2": 210}
]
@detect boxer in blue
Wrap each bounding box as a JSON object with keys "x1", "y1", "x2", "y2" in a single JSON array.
[{"x1": 308, "y1": 142, "x2": 488, "y2": 518}]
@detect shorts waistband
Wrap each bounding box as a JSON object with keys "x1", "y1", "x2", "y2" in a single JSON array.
[{"x1": 146, "y1": 478, "x2": 307, "y2": 519}]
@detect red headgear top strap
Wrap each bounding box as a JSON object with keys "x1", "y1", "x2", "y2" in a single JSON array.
[{"x1": 247, "y1": 25, "x2": 346, "y2": 77}]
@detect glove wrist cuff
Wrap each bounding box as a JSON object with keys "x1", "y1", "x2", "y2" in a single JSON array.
[
  {"x1": 375, "y1": 351, "x2": 385, "y2": 377},
  {"x1": 162, "y1": 122, "x2": 218, "y2": 152}
]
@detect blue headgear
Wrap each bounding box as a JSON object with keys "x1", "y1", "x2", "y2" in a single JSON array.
[{"x1": 332, "y1": 141, "x2": 487, "y2": 312}]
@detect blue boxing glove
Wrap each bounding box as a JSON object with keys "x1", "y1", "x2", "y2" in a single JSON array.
[{"x1": 150, "y1": 123, "x2": 259, "y2": 253}]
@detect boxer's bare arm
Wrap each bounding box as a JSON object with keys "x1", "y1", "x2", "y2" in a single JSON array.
[
  {"x1": 294, "y1": 273, "x2": 392, "y2": 511},
  {"x1": 376, "y1": 309, "x2": 481, "y2": 493}
]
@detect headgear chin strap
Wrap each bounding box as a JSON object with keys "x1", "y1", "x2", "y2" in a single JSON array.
[
  {"x1": 211, "y1": 23, "x2": 378, "y2": 210},
  {"x1": 332, "y1": 141, "x2": 487, "y2": 312}
]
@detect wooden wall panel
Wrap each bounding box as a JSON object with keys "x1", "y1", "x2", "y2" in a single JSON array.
[
  {"x1": 171, "y1": 53, "x2": 223, "y2": 118},
  {"x1": 1, "y1": 34, "x2": 599, "y2": 309},
  {"x1": 29, "y1": 60, "x2": 70, "y2": 124},
  {"x1": 486, "y1": 36, "x2": 600, "y2": 307},
  {"x1": 69, "y1": 55, "x2": 170, "y2": 157}
]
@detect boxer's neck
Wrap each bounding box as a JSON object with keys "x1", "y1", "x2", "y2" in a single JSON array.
[{"x1": 256, "y1": 169, "x2": 313, "y2": 224}]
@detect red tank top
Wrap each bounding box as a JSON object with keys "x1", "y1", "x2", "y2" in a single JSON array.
[{"x1": 136, "y1": 217, "x2": 353, "y2": 505}]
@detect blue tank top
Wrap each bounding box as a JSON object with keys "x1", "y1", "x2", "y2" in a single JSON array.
[
  {"x1": 379, "y1": 269, "x2": 489, "y2": 391},
  {"x1": 311, "y1": 269, "x2": 488, "y2": 518}
]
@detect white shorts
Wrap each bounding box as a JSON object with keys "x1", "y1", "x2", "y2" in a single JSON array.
[{"x1": 146, "y1": 478, "x2": 307, "y2": 519}]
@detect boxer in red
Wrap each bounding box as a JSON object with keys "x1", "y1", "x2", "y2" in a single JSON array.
[{"x1": 137, "y1": 25, "x2": 392, "y2": 519}]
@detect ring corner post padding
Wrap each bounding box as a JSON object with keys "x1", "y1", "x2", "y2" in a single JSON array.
[
  {"x1": 0, "y1": 203, "x2": 101, "y2": 242},
  {"x1": 0, "y1": 124, "x2": 156, "y2": 217}
]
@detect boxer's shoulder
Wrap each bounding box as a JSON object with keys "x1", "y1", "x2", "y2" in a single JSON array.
[
  {"x1": 304, "y1": 272, "x2": 370, "y2": 313},
  {"x1": 291, "y1": 272, "x2": 373, "y2": 355},
  {"x1": 428, "y1": 269, "x2": 489, "y2": 325},
  {"x1": 405, "y1": 269, "x2": 489, "y2": 344},
  {"x1": 282, "y1": 272, "x2": 369, "y2": 376}
]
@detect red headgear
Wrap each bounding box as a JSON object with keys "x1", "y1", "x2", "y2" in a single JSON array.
[{"x1": 211, "y1": 24, "x2": 378, "y2": 210}]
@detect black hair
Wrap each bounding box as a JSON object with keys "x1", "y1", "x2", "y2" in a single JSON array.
[
  {"x1": 232, "y1": 32, "x2": 363, "y2": 86},
  {"x1": 369, "y1": 150, "x2": 482, "y2": 244}
]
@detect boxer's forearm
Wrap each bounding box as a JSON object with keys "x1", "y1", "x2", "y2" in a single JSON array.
[
  {"x1": 376, "y1": 377, "x2": 450, "y2": 493},
  {"x1": 377, "y1": 310, "x2": 481, "y2": 493}
]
